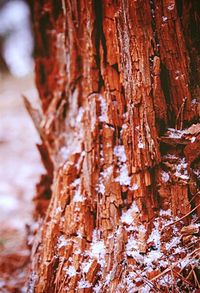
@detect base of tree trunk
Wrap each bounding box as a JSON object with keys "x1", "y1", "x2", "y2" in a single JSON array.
[{"x1": 28, "y1": 0, "x2": 200, "y2": 292}]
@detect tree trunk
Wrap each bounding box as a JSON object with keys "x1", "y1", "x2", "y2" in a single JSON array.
[{"x1": 28, "y1": 1, "x2": 200, "y2": 292}]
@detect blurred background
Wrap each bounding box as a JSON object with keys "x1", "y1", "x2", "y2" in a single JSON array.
[{"x1": 0, "y1": 0, "x2": 43, "y2": 291}]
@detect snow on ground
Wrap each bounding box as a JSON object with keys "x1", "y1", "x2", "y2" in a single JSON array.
[
  {"x1": 0, "y1": 74, "x2": 44, "y2": 290},
  {"x1": 0, "y1": 74, "x2": 43, "y2": 236}
]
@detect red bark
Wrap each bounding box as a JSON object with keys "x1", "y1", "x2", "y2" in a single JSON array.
[{"x1": 28, "y1": 1, "x2": 200, "y2": 292}]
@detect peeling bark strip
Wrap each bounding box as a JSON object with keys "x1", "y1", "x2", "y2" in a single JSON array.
[{"x1": 29, "y1": 1, "x2": 200, "y2": 292}]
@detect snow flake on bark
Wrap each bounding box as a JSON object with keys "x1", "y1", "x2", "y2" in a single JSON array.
[
  {"x1": 96, "y1": 166, "x2": 113, "y2": 195},
  {"x1": 175, "y1": 158, "x2": 189, "y2": 180},
  {"x1": 167, "y1": 128, "x2": 185, "y2": 139},
  {"x1": 165, "y1": 235, "x2": 181, "y2": 250},
  {"x1": 57, "y1": 235, "x2": 68, "y2": 249},
  {"x1": 70, "y1": 178, "x2": 85, "y2": 202},
  {"x1": 193, "y1": 167, "x2": 200, "y2": 179},
  {"x1": 138, "y1": 136, "x2": 144, "y2": 149},
  {"x1": 114, "y1": 145, "x2": 131, "y2": 186},
  {"x1": 114, "y1": 145, "x2": 127, "y2": 163},
  {"x1": 167, "y1": 4, "x2": 175, "y2": 10},
  {"x1": 90, "y1": 241, "x2": 106, "y2": 267},
  {"x1": 71, "y1": 178, "x2": 81, "y2": 187},
  {"x1": 98, "y1": 95, "x2": 108, "y2": 122},
  {"x1": 159, "y1": 274, "x2": 173, "y2": 286},
  {"x1": 73, "y1": 190, "x2": 85, "y2": 202},
  {"x1": 55, "y1": 206, "x2": 61, "y2": 215},
  {"x1": 148, "y1": 221, "x2": 161, "y2": 250},
  {"x1": 162, "y1": 16, "x2": 168, "y2": 22},
  {"x1": 121, "y1": 202, "x2": 139, "y2": 225},
  {"x1": 63, "y1": 265, "x2": 76, "y2": 277},
  {"x1": 93, "y1": 282, "x2": 102, "y2": 293},
  {"x1": 161, "y1": 171, "x2": 170, "y2": 182},
  {"x1": 140, "y1": 284, "x2": 151, "y2": 292},
  {"x1": 77, "y1": 280, "x2": 92, "y2": 289},
  {"x1": 76, "y1": 107, "x2": 84, "y2": 123},
  {"x1": 159, "y1": 209, "x2": 171, "y2": 216},
  {"x1": 27, "y1": 272, "x2": 38, "y2": 293},
  {"x1": 115, "y1": 164, "x2": 131, "y2": 186},
  {"x1": 129, "y1": 183, "x2": 139, "y2": 191},
  {"x1": 85, "y1": 229, "x2": 106, "y2": 268},
  {"x1": 81, "y1": 259, "x2": 93, "y2": 274}
]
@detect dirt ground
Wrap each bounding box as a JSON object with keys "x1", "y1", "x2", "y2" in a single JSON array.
[{"x1": 0, "y1": 73, "x2": 44, "y2": 292}]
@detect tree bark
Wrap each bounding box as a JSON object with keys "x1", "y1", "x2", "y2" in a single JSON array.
[{"x1": 28, "y1": 1, "x2": 200, "y2": 292}]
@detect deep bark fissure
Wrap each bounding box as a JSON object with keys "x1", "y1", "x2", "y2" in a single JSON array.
[
  {"x1": 160, "y1": 62, "x2": 174, "y2": 126},
  {"x1": 93, "y1": 0, "x2": 106, "y2": 92}
]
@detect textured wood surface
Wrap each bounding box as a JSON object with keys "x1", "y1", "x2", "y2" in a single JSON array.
[{"x1": 28, "y1": 1, "x2": 200, "y2": 292}]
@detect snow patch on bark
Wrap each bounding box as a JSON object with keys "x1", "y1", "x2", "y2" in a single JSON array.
[
  {"x1": 114, "y1": 145, "x2": 131, "y2": 186},
  {"x1": 138, "y1": 136, "x2": 144, "y2": 149},
  {"x1": 115, "y1": 164, "x2": 131, "y2": 186},
  {"x1": 114, "y1": 145, "x2": 127, "y2": 162},
  {"x1": 57, "y1": 235, "x2": 68, "y2": 249},
  {"x1": 96, "y1": 166, "x2": 113, "y2": 195},
  {"x1": 99, "y1": 95, "x2": 108, "y2": 122},
  {"x1": 129, "y1": 183, "x2": 139, "y2": 191},
  {"x1": 161, "y1": 171, "x2": 170, "y2": 182},
  {"x1": 175, "y1": 158, "x2": 189, "y2": 180},
  {"x1": 63, "y1": 265, "x2": 76, "y2": 277},
  {"x1": 81, "y1": 259, "x2": 93, "y2": 274},
  {"x1": 167, "y1": 128, "x2": 185, "y2": 138},
  {"x1": 85, "y1": 229, "x2": 106, "y2": 268},
  {"x1": 121, "y1": 202, "x2": 139, "y2": 225},
  {"x1": 78, "y1": 280, "x2": 92, "y2": 289}
]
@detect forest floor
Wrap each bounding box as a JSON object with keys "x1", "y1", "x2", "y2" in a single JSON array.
[{"x1": 0, "y1": 73, "x2": 43, "y2": 292}]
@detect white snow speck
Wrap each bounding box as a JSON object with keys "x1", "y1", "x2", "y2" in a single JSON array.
[
  {"x1": 168, "y1": 128, "x2": 184, "y2": 139},
  {"x1": 114, "y1": 145, "x2": 127, "y2": 163},
  {"x1": 162, "y1": 171, "x2": 169, "y2": 182},
  {"x1": 57, "y1": 235, "x2": 68, "y2": 249},
  {"x1": 90, "y1": 240, "x2": 106, "y2": 267},
  {"x1": 93, "y1": 283, "x2": 102, "y2": 293},
  {"x1": 71, "y1": 178, "x2": 81, "y2": 187},
  {"x1": 129, "y1": 183, "x2": 139, "y2": 191},
  {"x1": 159, "y1": 209, "x2": 171, "y2": 216},
  {"x1": 168, "y1": 4, "x2": 175, "y2": 10},
  {"x1": 73, "y1": 189, "x2": 85, "y2": 202},
  {"x1": 175, "y1": 158, "x2": 189, "y2": 180},
  {"x1": 76, "y1": 107, "x2": 84, "y2": 123},
  {"x1": 121, "y1": 202, "x2": 139, "y2": 225},
  {"x1": 96, "y1": 166, "x2": 113, "y2": 195},
  {"x1": 87, "y1": 229, "x2": 106, "y2": 267},
  {"x1": 122, "y1": 123, "x2": 128, "y2": 129},
  {"x1": 78, "y1": 280, "x2": 92, "y2": 289},
  {"x1": 115, "y1": 164, "x2": 131, "y2": 186},
  {"x1": 99, "y1": 95, "x2": 108, "y2": 122},
  {"x1": 162, "y1": 16, "x2": 168, "y2": 22},
  {"x1": 140, "y1": 284, "x2": 151, "y2": 293},
  {"x1": 55, "y1": 206, "x2": 62, "y2": 215},
  {"x1": 114, "y1": 144, "x2": 131, "y2": 186},
  {"x1": 165, "y1": 236, "x2": 180, "y2": 250},
  {"x1": 64, "y1": 265, "x2": 76, "y2": 277},
  {"x1": 148, "y1": 221, "x2": 161, "y2": 249},
  {"x1": 81, "y1": 259, "x2": 93, "y2": 274},
  {"x1": 138, "y1": 136, "x2": 144, "y2": 149}
]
